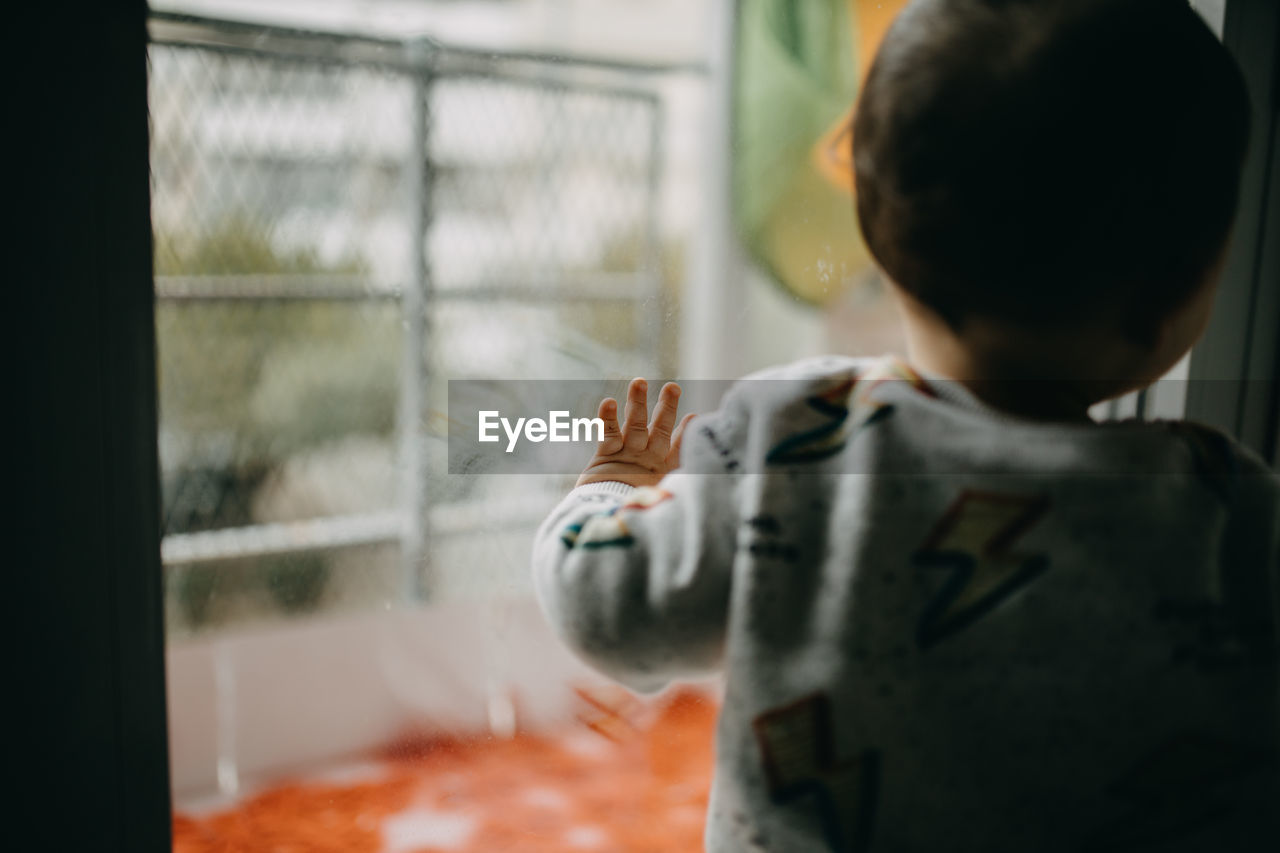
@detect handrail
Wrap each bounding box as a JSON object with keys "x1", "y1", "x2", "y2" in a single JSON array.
[{"x1": 148, "y1": 10, "x2": 709, "y2": 77}]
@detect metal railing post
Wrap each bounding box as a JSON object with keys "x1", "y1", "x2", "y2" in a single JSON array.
[
  {"x1": 645, "y1": 96, "x2": 667, "y2": 378},
  {"x1": 683, "y1": 0, "x2": 743, "y2": 380},
  {"x1": 398, "y1": 42, "x2": 433, "y2": 602}
]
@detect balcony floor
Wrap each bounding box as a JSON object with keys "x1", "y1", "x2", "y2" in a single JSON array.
[{"x1": 173, "y1": 687, "x2": 716, "y2": 853}]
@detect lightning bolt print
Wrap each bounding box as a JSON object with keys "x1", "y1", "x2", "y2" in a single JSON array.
[
  {"x1": 560, "y1": 487, "x2": 673, "y2": 549},
  {"x1": 752, "y1": 693, "x2": 880, "y2": 853},
  {"x1": 913, "y1": 490, "x2": 1051, "y2": 649},
  {"x1": 572, "y1": 685, "x2": 644, "y2": 744},
  {"x1": 765, "y1": 377, "x2": 861, "y2": 465},
  {"x1": 765, "y1": 358, "x2": 936, "y2": 466}
]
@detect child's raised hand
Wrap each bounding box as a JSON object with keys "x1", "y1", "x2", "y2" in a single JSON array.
[{"x1": 576, "y1": 378, "x2": 696, "y2": 488}]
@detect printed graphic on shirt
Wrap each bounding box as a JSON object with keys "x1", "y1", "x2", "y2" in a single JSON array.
[
  {"x1": 742, "y1": 514, "x2": 801, "y2": 563},
  {"x1": 700, "y1": 420, "x2": 742, "y2": 472},
  {"x1": 573, "y1": 684, "x2": 644, "y2": 744},
  {"x1": 752, "y1": 692, "x2": 880, "y2": 853},
  {"x1": 765, "y1": 376, "x2": 869, "y2": 465},
  {"x1": 857, "y1": 356, "x2": 936, "y2": 400},
  {"x1": 913, "y1": 490, "x2": 1050, "y2": 649},
  {"x1": 1085, "y1": 733, "x2": 1279, "y2": 849},
  {"x1": 559, "y1": 487, "x2": 673, "y2": 549},
  {"x1": 1152, "y1": 595, "x2": 1271, "y2": 671},
  {"x1": 765, "y1": 359, "x2": 934, "y2": 466}
]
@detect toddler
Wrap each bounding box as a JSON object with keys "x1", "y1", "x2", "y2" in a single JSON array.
[{"x1": 532, "y1": 1, "x2": 1278, "y2": 849}]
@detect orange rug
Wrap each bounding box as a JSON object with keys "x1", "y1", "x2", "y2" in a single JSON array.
[{"x1": 173, "y1": 687, "x2": 717, "y2": 853}]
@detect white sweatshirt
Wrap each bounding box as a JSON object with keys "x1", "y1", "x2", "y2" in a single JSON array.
[{"x1": 531, "y1": 355, "x2": 1280, "y2": 852}]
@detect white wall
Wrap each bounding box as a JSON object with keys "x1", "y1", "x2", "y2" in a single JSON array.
[{"x1": 168, "y1": 597, "x2": 611, "y2": 799}]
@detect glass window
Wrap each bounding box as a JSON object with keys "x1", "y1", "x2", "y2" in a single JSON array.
[
  {"x1": 148, "y1": 1, "x2": 1020, "y2": 849},
  {"x1": 152, "y1": 6, "x2": 737, "y2": 841}
]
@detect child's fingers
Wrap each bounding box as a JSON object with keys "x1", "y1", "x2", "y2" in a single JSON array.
[
  {"x1": 646, "y1": 382, "x2": 681, "y2": 456},
  {"x1": 596, "y1": 397, "x2": 624, "y2": 454},
  {"x1": 667, "y1": 412, "x2": 697, "y2": 467},
  {"x1": 622, "y1": 377, "x2": 650, "y2": 450}
]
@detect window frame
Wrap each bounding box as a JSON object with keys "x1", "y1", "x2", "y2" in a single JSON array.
[
  {"x1": 1184, "y1": 0, "x2": 1280, "y2": 466},
  {"x1": 19, "y1": 1, "x2": 172, "y2": 850}
]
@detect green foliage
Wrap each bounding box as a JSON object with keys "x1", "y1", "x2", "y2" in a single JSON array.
[
  {"x1": 155, "y1": 300, "x2": 400, "y2": 461},
  {"x1": 156, "y1": 215, "x2": 399, "y2": 632},
  {"x1": 155, "y1": 215, "x2": 399, "y2": 468},
  {"x1": 155, "y1": 215, "x2": 363, "y2": 277},
  {"x1": 166, "y1": 552, "x2": 332, "y2": 632}
]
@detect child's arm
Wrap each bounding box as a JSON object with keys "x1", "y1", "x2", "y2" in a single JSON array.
[{"x1": 532, "y1": 378, "x2": 747, "y2": 693}]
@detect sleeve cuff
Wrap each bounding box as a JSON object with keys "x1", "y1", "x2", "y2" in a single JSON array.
[{"x1": 569, "y1": 481, "x2": 639, "y2": 499}]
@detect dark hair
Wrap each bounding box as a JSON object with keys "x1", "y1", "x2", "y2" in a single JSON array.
[{"x1": 852, "y1": 0, "x2": 1250, "y2": 330}]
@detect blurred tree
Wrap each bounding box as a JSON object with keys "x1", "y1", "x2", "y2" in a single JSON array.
[
  {"x1": 155, "y1": 214, "x2": 399, "y2": 630},
  {"x1": 154, "y1": 216, "x2": 397, "y2": 472}
]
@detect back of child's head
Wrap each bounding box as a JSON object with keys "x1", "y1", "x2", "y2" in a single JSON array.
[{"x1": 853, "y1": 0, "x2": 1250, "y2": 332}]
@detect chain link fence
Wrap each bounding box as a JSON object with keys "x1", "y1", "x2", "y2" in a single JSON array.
[{"x1": 149, "y1": 13, "x2": 681, "y2": 636}]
